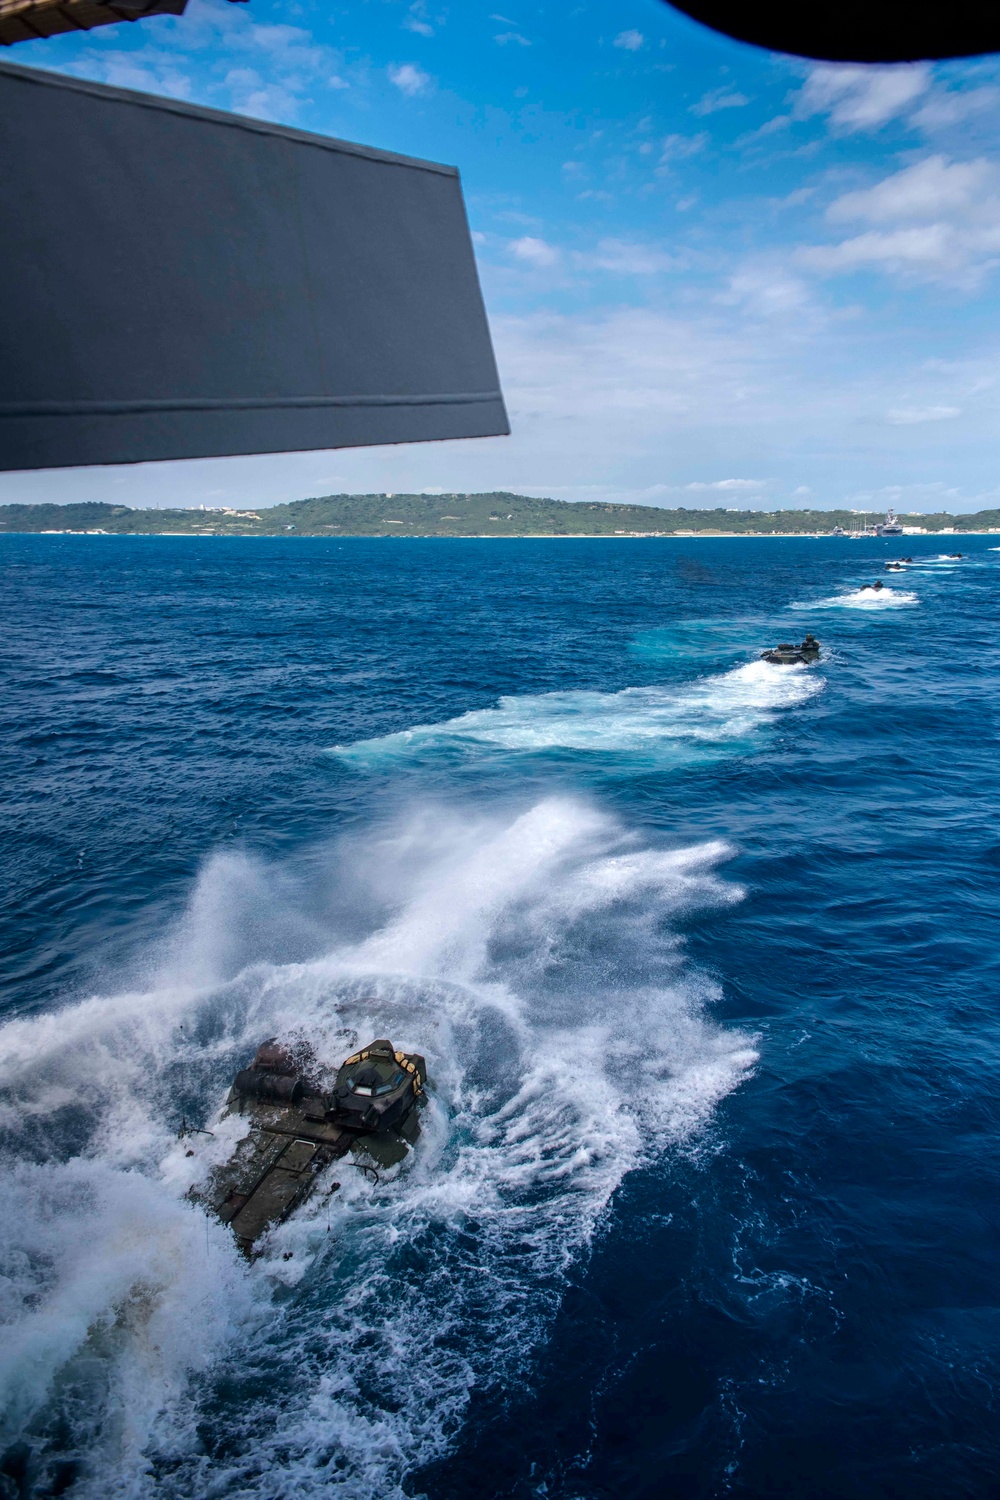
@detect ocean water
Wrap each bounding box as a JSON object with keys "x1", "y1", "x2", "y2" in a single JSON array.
[{"x1": 1, "y1": 533, "x2": 998, "y2": 1499}]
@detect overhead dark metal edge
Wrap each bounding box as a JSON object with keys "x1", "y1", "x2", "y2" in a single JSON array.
[
  {"x1": 662, "y1": 1, "x2": 1000, "y2": 63},
  {"x1": 0, "y1": 393, "x2": 505, "y2": 417},
  {"x1": 0, "y1": 57, "x2": 460, "y2": 176},
  {"x1": 0, "y1": 396, "x2": 512, "y2": 471}
]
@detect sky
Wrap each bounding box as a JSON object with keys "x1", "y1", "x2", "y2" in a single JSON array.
[{"x1": 6, "y1": 0, "x2": 1000, "y2": 513}]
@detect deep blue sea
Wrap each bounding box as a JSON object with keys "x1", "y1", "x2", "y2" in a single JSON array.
[{"x1": 1, "y1": 533, "x2": 998, "y2": 1500}]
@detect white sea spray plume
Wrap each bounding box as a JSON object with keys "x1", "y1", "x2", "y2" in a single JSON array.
[
  {"x1": 333, "y1": 659, "x2": 823, "y2": 768},
  {"x1": 0, "y1": 798, "x2": 757, "y2": 1498},
  {"x1": 0, "y1": 1160, "x2": 253, "y2": 1471},
  {"x1": 791, "y1": 587, "x2": 918, "y2": 611}
]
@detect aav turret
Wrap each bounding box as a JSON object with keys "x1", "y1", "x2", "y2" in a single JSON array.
[{"x1": 328, "y1": 1040, "x2": 427, "y2": 1134}]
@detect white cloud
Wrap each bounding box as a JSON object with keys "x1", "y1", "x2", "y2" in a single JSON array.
[
  {"x1": 911, "y1": 85, "x2": 1000, "y2": 131},
  {"x1": 59, "y1": 5, "x2": 352, "y2": 122},
  {"x1": 402, "y1": 1, "x2": 435, "y2": 36},
  {"x1": 495, "y1": 30, "x2": 531, "y2": 45},
  {"x1": 721, "y1": 265, "x2": 812, "y2": 318},
  {"x1": 509, "y1": 236, "x2": 560, "y2": 267},
  {"x1": 886, "y1": 405, "x2": 961, "y2": 424},
  {"x1": 613, "y1": 30, "x2": 645, "y2": 51},
  {"x1": 781, "y1": 187, "x2": 817, "y2": 208},
  {"x1": 827, "y1": 155, "x2": 995, "y2": 223},
  {"x1": 793, "y1": 63, "x2": 931, "y2": 132},
  {"x1": 691, "y1": 87, "x2": 751, "y2": 117},
  {"x1": 659, "y1": 132, "x2": 709, "y2": 166},
  {"x1": 388, "y1": 62, "x2": 431, "y2": 96},
  {"x1": 67, "y1": 50, "x2": 195, "y2": 101},
  {"x1": 803, "y1": 155, "x2": 1000, "y2": 285},
  {"x1": 489, "y1": 307, "x2": 786, "y2": 433},
  {"x1": 684, "y1": 478, "x2": 767, "y2": 491},
  {"x1": 800, "y1": 225, "x2": 980, "y2": 279},
  {"x1": 737, "y1": 112, "x2": 793, "y2": 143},
  {"x1": 576, "y1": 238, "x2": 679, "y2": 275},
  {"x1": 760, "y1": 71, "x2": 1000, "y2": 142}
]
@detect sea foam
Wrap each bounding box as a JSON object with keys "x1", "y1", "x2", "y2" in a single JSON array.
[
  {"x1": 791, "y1": 587, "x2": 918, "y2": 611},
  {"x1": 0, "y1": 798, "x2": 756, "y2": 1498},
  {"x1": 334, "y1": 659, "x2": 823, "y2": 770}
]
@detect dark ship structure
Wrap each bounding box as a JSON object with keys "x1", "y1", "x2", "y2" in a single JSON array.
[
  {"x1": 662, "y1": 0, "x2": 1000, "y2": 64},
  {"x1": 0, "y1": 54, "x2": 507, "y2": 473}
]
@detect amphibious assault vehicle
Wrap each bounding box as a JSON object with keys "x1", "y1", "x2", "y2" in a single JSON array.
[
  {"x1": 761, "y1": 634, "x2": 821, "y2": 666},
  {"x1": 195, "y1": 1037, "x2": 427, "y2": 1257}
]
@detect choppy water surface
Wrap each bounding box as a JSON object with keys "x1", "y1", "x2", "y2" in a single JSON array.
[{"x1": 1, "y1": 535, "x2": 998, "y2": 1499}]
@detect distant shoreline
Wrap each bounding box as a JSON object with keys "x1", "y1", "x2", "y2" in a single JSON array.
[
  {"x1": 6, "y1": 529, "x2": 995, "y2": 540},
  {"x1": 4, "y1": 492, "x2": 998, "y2": 540}
]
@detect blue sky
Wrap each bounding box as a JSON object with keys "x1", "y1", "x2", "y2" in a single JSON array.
[{"x1": 6, "y1": 0, "x2": 1000, "y2": 512}]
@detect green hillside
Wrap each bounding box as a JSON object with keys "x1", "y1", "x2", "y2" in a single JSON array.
[{"x1": 2, "y1": 493, "x2": 998, "y2": 536}]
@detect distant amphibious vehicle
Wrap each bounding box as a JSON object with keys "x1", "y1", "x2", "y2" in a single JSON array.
[
  {"x1": 761, "y1": 634, "x2": 821, "y2": 666},
  {"x1": 196, "y1": 1037, "x2": 427, "y2": 1257}
]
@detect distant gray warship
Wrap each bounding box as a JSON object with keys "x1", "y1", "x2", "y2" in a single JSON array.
[{"x1": 195, "y1": 1037, "x2": 427, "y2": 1257}]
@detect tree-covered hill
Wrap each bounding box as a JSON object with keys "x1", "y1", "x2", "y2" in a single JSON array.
[{"x1": 1, "y1": 493, "x2": 998, "y2": 536}]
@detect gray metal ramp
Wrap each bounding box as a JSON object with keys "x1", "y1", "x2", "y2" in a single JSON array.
[{"x1": 0, "y1": 62, "x2": 508, "y2": 470}]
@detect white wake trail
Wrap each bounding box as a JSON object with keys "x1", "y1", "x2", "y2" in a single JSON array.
[
  {"x1": 334, "y1": 659, "x2": 823, "y2": 768},
  {"x1": 791, "y1": 587, "x2": 918, "y2": 611}
]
